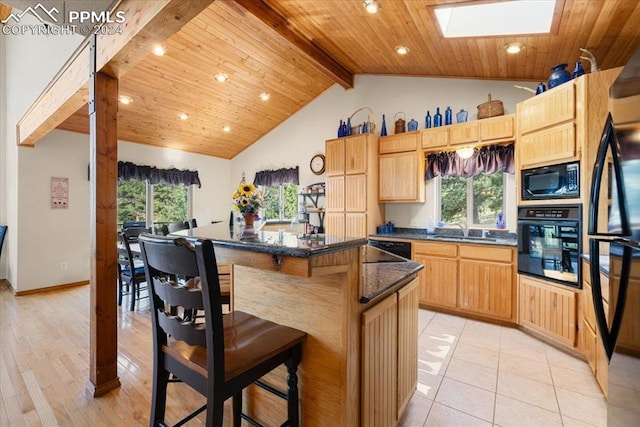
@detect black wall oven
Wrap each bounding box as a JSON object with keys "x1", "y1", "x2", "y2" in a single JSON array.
[{"x1": 517, "y1": 205, "x2": 582, "y2": 288}]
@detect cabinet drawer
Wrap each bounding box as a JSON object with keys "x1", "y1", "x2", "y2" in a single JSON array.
[
  {"x1": 413, "y1": 241, "x2": 457, "y2": 258},
  {"x1": 379, "y1": 133, "x2": 419, "y2": 154},
  {"x1": 421, "y1": 127, "x2": 448, "y2": 150},
  {"x1": 459, "y1": 245, "x2": 512, "y2": 263}
]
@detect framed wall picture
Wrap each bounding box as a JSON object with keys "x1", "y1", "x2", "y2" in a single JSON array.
[{"x1": 51, "y1": 177, "x2": 69, "y2": 208}]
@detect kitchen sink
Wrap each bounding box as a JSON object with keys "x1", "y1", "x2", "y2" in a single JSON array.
[{"x1": 436, "y1": 235, "x2": 497, "y2": 242}]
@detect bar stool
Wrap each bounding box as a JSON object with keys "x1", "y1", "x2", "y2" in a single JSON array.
[{"x1": 138, "y1": 234, "x2": 306, "y2": 426}]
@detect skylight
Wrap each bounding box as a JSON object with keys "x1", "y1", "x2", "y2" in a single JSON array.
[{"x1": 434, "y1": 0, "x2": 556, "y2": 38}]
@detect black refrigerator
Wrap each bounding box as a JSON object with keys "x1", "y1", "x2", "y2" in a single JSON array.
[{"x1": 588, "y1": 47, "x2": 640, "y2": 425}]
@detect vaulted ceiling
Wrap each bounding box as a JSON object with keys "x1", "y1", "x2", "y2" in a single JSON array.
[{"x1": 6, "y1": 0, "x2": 640, "y2": 159}]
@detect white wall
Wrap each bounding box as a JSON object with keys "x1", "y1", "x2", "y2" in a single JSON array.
[
  {"x1": 1, "y1": 13, "x2": 83, "y2": 286},
  {"x1": 232, "y1": 74, "x2": 534, "y2": 231}
]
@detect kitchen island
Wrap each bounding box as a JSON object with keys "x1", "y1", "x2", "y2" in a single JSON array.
[{"x1": 175, "y1": 224, "x2": 423, "y2": 426}]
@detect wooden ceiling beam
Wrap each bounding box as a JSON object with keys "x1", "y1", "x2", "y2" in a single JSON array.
[
  {"x1": 16, "y1": 0, "x2": 214, "y2": 147},
  {"x1": 235, "y1": 0, "x2": 354, "y2": 89}
]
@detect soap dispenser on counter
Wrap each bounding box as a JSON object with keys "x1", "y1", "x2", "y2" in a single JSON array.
[{"x1": 427, "y1": 218, "x2": 436, "y2": 234}]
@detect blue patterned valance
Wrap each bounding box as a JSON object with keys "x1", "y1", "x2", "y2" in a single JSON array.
[
  {"x1": 253, "y1": 167, "x2": 299, "y2": 186},
  {"x1": 425, "y1": 144, "x2": 514, "y2": 180},
  {"x1": 117, "y1": 161, "x2": 201, "y2": 188}
]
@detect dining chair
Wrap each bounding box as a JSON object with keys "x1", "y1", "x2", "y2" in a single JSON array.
[
  {"x1": 118, "y1": 227, "x2": 150, "y2": 311},
  {"x1": 187, "y1": 218, "x2": 198, "y2": 229},
  {"x1": 167, "y1": 221, "x2": 189, "y2": 233},
  {"x1": 0, "y1": 225, "x2": 7, "y2": 259},
  {"x1": 138, "y1": 234, "x2": 306, "y2": 427}
]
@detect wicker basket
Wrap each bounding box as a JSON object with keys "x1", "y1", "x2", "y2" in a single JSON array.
[
  {"x1": 394, "y1": 112, "x2": 406, "y2": 134},
  {"x1": 349, "y1": 107, "x2": 376, "y2": 134},
  {"x1": 477, "y1": 93, "x2": 504, "y2": 119}
]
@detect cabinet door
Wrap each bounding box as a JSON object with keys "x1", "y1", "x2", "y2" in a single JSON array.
[
  {"x1": 345, "y1": 134, "x2": 367, "y2": 174},
  {"x1": 458, "y1": 260, "x2": 513, "y2": 320},
  {"x1": 345, "y1": 174, "x2": 367, "y2": 212},
  {"x1": 325, "y1": 176, "x2": 344, "y2": 211},
  {"x1": 345, "y1": 213, "x2": 367, "y2": 238},
  {"x1": 518, "y1": 82, "x2": 575, "y2": 135},
  {"x1": 414, "y1": 253, "x2": 458, "y2": 309},
  {"x1": 325, "y1": 212, "x2": 344, "y2": 237},
  {"x1": 480, "y1": 114, "x2": 514, "y2": 142},
  {"x1": 582, "y1": 321, "x2": 597, "y2": 375},
  {"x1": 519, "y1": 276, "x2": 577, "y2": 347},
  {"x1": 518, "y1": 121, "x2": 576, "y2": 167},
  {"x1": 449, "y1": 122, "x2": 479, "y2": 146},
  {"x1": 325, "y1": 138, "x2": 345, "y2": 176},
  {"x1": 397, "y1": 278, "x2": 419, "y2": 417},
  {"x1": 362, "y1": 293, "x2": 398, "y2": 427},
  {"x1": 379, "y1": 133, "x2": 418, "y2": 154},
  {"x1": 378, "y1": 152, "x2": 423, "y2": 202},
  {"x1": 421, "y1": 127, "x2": 448, "y2": 150}
]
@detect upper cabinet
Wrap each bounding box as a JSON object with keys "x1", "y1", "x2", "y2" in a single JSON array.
[
  {"x1": 378, "y1": 132, "x2": 425, "y2": 203},
  {"x1": 420, "y1": 114, "x2": 515, "y2": 150},
  {"x1": 325, "y1": 134, "x2": 384, "y2": 237}
]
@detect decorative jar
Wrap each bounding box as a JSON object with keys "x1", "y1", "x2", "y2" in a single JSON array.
[{"x1": 548, "y1": 63, "x2": 572, "y2": 89}]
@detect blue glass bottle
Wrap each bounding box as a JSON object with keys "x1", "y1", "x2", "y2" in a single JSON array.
[
  {"x1": 425, "y1": 111, "x2": 432, "y2": 129},
  {"x1": 346, "y1": 117, "x2": 352, "y2": 136},
  {"x1": 380, "y1": 114, "x2": 387, "y2": 136},
  {"x1": 445, "y1": 107, "x2": 452, "y2": 125},
  {"x1": 573, "y1": 61, "x2": 585, "y2": 79},
  {"x1": 338, "y1": 120, "x2": 344, "y2": 137},
  {"x1": 434, "y1": 107, "x2": 442, "y2": 127}
]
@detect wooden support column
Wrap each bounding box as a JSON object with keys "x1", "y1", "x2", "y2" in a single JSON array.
[{"x1": 86, "y1": 35, "x2": 120, "y2": 397}]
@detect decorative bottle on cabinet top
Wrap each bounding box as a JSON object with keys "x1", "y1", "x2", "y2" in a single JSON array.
[
  {"x1": 434, "y1": 107, "x2": 442, "y2": 127},
  {"x1": 572, "y1": 61, "x2": 585, "y2": 78},
  {"x1": 445, "y1": 107, "x2": 452, "y2": 125},
  {"x1": 548, "y1": 63, "x2": 572, "y2": 89},
  {"x1": 456, "y1": 109, "x2": 468, "y2": 123},
  {"x1": 425, "y1": 111, "x2": 432, "y2": 128},
  {"x1": 380, "y1": 114, "x2": 387, "y2": 137}
]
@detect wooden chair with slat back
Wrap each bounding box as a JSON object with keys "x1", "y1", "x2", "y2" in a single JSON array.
[
  {"x1": 118, "y1": 227, "x2": 151, "y2": 310},
  {"x1": 138, "y1": 234, "x2": 306, "y2": 426}
]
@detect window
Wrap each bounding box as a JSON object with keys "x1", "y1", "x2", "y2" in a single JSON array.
[
  {"x1": 118, "y1": 180, "x2": 191, "y2": 227},
  {"x1": 262, "y1": 183, "x2": 298, "y2": 220},
  {"x1": 440, "y1": 172, "x2": 505, "y2": 226}
]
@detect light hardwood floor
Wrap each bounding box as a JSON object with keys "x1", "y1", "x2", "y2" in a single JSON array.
[{"x1": 1, "y1": 283, "x2": 604, "y2": 426}]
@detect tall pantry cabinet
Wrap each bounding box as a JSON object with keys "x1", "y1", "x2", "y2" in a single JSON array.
[{"x1": 325, "y1": 134, "x2": 384, "y2": 238}]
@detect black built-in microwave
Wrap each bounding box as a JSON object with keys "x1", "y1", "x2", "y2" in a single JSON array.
[{"x1": 521, "y1": 161, "x2": 579, "y2": 200}]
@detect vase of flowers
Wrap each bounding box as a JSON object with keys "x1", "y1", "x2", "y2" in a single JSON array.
[{"x1": 232, "y1": 180, "x2": 263, "y2": 228}]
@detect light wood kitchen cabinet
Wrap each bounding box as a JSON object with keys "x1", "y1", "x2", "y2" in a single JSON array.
[
  {"x1": 519, "y1": 275, "x2": 577, "y2": 347},
  {"x1": 397, "y1": 279, "x2": 419, "y2": 417},
  {"x1": 361, "y1": 278, "x2": 419, "y2": 426},
  {"x1": 610, "y1": 255, "x2": 640, "y2": 354},
  {"x1": 516, "y1": 68, "x2": 620, "y2": 173},
  {"x1": 449, "y1": 122, "x2": 479, "y2": 146},
  {"x1": 379, "y1": 132, "x2": 419, "y2": 154},
  {"x1": 414, "y1": 241, "x2": 458, "y2": 309},
  {"x1": 378, "y1": 151, "x2": 425, "y2": 203},
  {"x1": 458, "y1": 245, "x2": 515, "y2": 321},
  {"x1": 480, "y1": 114, "x2": 515, "y2": 142},
  {"x1": 421, "y1": 126, "x2": 448, "y2": 150},
  {"x1": 324, "y1": 134, "x2": 383, "y2": 238}
]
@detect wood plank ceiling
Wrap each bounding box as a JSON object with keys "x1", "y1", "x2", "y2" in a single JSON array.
[{"x1": 51, "y1": 0, "x2": 640, "y2": 159}]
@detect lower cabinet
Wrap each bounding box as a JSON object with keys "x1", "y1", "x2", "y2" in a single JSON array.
[
  {"x1": 361, "y1": 278, "x2": 418, "y2": 426},
  {"x1": 413, "y1": 241, "x2": 516, "y2": 323},
  {"x1": 519, "y1": 275, "x2": 577, "y2": 347},
  {"x1": 458, "y1": 246, "x2": 515, "y2": 321},
  {"x1": 581, "y1": 259, "x2": 608, "y2": 395}
]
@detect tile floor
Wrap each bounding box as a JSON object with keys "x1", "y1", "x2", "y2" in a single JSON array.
[{"x1": 399, "y1": 309, "x2": 607, "y2": 427}]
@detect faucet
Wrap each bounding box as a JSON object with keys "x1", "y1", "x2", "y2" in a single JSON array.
[{"x1": 450, "y1": 221, "x2": 469, "y2": 237}]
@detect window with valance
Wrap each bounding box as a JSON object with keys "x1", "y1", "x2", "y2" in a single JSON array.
[
  {"x1": 253, "y1": 167, "x2": 300, "y2": 220},
  {"x1": 425, "y1": 144, "x2": 515, "y2": 180}
]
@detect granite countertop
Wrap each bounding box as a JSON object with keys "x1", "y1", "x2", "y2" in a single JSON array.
[
  {"x1": 174, "y1": 223, "x2": 367, "y2": 258},
  {"x1": 369, "y1": 227, "x2": 518, "y2": 247},
  {"x1": 360, "y1": 246, "x2": 423, "y2": 303}
]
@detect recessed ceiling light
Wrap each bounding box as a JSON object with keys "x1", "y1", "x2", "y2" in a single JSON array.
[
  {"x1": 395, "y1": 45, "x2": 409, "y2": 55},
  {"x1": 259, "y1": 92, "x2": 270, "y2": 101},
  {"x1": 152, "y1": 45, "x2": 167, "y2": 56},
  {"x1": 434, "y1": 0, "x2": 556, "y2": 38},
  {"x1": 222, "y1": 125, "x2": 231, "y2": 132},
  {"x1": 177, "y1": 113, "x2": 189, "y2": 120},
  {"x1": 505, "y1": 42, "x2": 525, "y2": 54},
  {"x1": 214, "y1": 72, "x2": 228, "y2": 83},
  {"x1": 118, "y1": 95, "x2": 132, "y2": 105},
  {"x1": 364, "y1": 0, "x2": 381, "y2": 14}
]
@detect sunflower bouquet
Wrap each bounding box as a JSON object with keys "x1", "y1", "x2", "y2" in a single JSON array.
[{"x1": 232, "y1": 181, "x2": 264, "y2": 216}]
